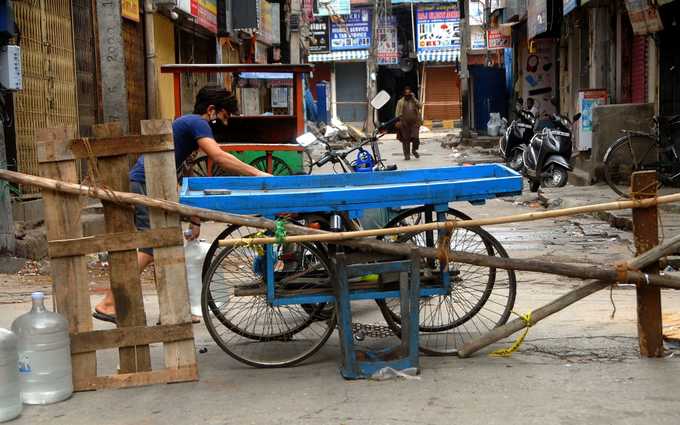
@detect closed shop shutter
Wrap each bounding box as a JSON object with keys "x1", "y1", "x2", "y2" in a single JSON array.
[
  {"x1": 335, "y1": 62, "x2": 367, "y2": 124},
  {"x1": 631, "y1": 35, "x2": 647, "y2": 104},
  {"x1": 12, "y1": 0, "x2": 78, "y2": 192},
  {"x1": 423, "y1": 66, "x2": 461, "y2": 121}
]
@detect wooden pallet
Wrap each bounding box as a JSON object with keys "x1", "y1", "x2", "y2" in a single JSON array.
[{"x1": 37, "y1": 121, "x2": 198, "y2": 391}]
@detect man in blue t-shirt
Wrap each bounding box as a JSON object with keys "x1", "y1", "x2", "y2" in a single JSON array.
[{"x1": 93, "y1": 85, "x2": 268, "y2": 324}]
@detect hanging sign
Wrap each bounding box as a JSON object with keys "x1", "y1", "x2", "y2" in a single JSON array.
[
  {"x1": 416, "y1": 4, "x2": 461, "y2": 55},
  {"x1": 309, "y1": 17, "x2": 331, "y2": 53},
  {"x1": 191, "y1": 0, "x2": 218, "y2": 33},
  {"x1": 624, "y1": 0, "x2": 664, "y2": 35},
  {"x1": 376, "y1": 16, "x2": 398, "y2": 65},
  {"x1": 330, "y1": 8, "x2": 372, "y2": 51},
  {"x1": 487, "y1": 29, "x2": 511, "y2": 49},
  {"x1": 563, "y1": 0, "x2": 579, "y2": 15},
  {"x1": 314, "y1": 0, "x2": 350, "y2": 17},
  {"x1": 122, "y1": 0, "x2": 140, "y2": 22}
]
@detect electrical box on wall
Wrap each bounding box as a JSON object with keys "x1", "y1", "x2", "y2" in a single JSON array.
[{"x1": 0, "y1": 45, "x2": 21, "y2": 91}]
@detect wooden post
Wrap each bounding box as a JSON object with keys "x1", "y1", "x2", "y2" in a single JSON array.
[
  {"x1": 36, "y1": 128, "x2": 97, "y2": 384},
  {"x1": 632, "y1": 171, "x2": 663, "y2": 357},
  {"x1": 92, "y1": 123, "x2": 152, "y2": 373},
  {"x1": 140, "y1": 120, "x2": 198, "y2": 373}
]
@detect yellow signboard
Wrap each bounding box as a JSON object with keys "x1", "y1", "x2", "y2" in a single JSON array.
[{"x1": 122, "y1": 0, "x2": 140, "y2": 23}]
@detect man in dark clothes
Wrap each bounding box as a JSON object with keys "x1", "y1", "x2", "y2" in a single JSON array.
[
  {"x1": 93, "y1": 85, "x2": 268, "y2": 324},
  {"x1": 395, "y1": 86, "x2": 422, "y2": 160}
]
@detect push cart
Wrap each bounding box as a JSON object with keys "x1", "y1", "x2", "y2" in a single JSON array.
[{"x1": 180, "y1": 164, "x2": 522, "y2": 377}]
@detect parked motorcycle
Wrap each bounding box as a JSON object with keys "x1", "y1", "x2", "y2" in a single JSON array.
[
  {"x1": 499, "y1": 99, "x2": 536, "y2": 170},
  {"x1": 521, "y1": 112, "x2": 581, "y2": 192}
]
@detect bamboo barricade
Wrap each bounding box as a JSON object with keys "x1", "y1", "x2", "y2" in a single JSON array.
[{"x1": 1, "y1": 168, "x2": 679, "y2": 291}]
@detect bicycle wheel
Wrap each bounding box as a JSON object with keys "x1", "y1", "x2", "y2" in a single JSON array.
[
  {"x1": 302, "y1": 150, "x2": 314, "y2": 174},
  {"x1": 191, "y1": 156, "x2": 231, "y2": 177},
  {"x1": 250, "y1": 156, "x2": 294, "y2": 176},
  {"x1": 202, "y1": 235, "x2": 337, "y2": 368},
  {"x1": 376, "y1": 206, "x2": 516, "y2": 355},
  {"x1": 604, "y1": 134, "x2": 660, "y2": 198}
]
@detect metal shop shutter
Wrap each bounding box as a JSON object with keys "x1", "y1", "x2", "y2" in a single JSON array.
[
  {"x1": 631, "y1": 35, "x2": 647, "y2": 104},
  {"x1": 423, "y1": 66, "x2": 461, "y2": 122}
]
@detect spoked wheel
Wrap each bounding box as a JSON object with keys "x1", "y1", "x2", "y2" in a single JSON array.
[
  {"x1": 376, "y1": 206, "x2": 516, "y2": 355},
  {"x1": 302, "y1": 150, "x2": 314, "y2": 174},
  {"x1": 202, "y1": 231, "x2": 336, "y2": 368},
  {"x1": 191, "y1": 156, "x2": 232, "y2": 177},
  {"x1": 604, "y1": 134, "x2": 660, "y2": 198},
  {"x1": 250, "y1": 156, "x2": 294, "y2": 176}
]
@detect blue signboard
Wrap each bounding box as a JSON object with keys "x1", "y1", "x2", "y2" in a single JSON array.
[
  {"x1": 563, "y1": 0, "x2": 579, "y2": 15},
  {"x1": 330, "y1": 8, "x2": 372, "y2": 51}
]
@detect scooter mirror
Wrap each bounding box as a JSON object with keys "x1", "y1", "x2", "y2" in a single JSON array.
[
  {"x1": 296, "y1": 132, "x2": 319, "y2": 147},
  {"x1": 572, "y1": 113, "x2": 582, "y2": 122},
  {"x1": 370, "y1": 90, "x2": 391, "y2": 110}
]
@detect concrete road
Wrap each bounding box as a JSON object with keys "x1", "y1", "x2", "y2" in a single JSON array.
[{"x1": 2, "y1": 134, "x2": 680, "y2": 425}]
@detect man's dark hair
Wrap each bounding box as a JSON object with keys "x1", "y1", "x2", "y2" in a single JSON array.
[{"x1": 194, "y1": 85, "x2": 239, "y2": 115}]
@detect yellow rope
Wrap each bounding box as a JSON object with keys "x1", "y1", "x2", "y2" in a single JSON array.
[{"x1": 489, "y1": 311, "x2": 533, "y2": 357}]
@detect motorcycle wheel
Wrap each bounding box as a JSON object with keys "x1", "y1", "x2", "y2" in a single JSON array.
[
  {"x1": 542, "y1": 165, "x2": 569, "y2": 188},
  {"x1": 508, "y1": 149, "x2": 524, "y2": 171}
]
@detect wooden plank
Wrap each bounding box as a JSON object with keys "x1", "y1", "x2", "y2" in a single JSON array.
[
  {"x1": 92, "y1": 122, "x2": 152, "y2": 373},
  {"x1": 74, "y1": 365, "x2": 199, "y2": 391},
  {"x1": 36, "y1": 128, "x2": 77, "y2": 162},
  {"x1": 70, "y1": 323, "x2": 194, "y2": 354},
  {"x1": 632, "y1": 171, "x2": 664, "y2": 357},
  {"x1": 37, "y1": 127, "x2": 97, "y2": 385},
  {"x1": 48, "y1": 227, "x2": 183, "y2": 258},
  {"x1": 69, "y1": 133, "x2": 174, "y2": 158},
  {"x1": 141, "y1": 119, "x2": 198, "y2": 371}
]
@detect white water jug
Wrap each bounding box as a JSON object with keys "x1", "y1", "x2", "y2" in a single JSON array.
[
  {"x1": 184, "y1": 234, "x2": 210, "y2": 317},
  {"x1": 11, "y1": 292, "x2": 73, "y2": 405},
  {"x1": 0, "y1": 328, "x2": 22, "y2": 422}
]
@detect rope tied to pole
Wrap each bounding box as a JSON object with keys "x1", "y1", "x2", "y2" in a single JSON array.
[{"x1": 489, "y1": 311, "x2": 533, "y2": 357}]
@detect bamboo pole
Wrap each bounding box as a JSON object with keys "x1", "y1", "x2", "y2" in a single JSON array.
[
  {"x1": 2, "y1": 169, "x2": 680, "y2": 289},
  {"x1": 457, "y1": 232, "x2": 672, "y2": 358},
  {"x1": 217, "y1": 195, "x2": 680, "y2": 247}
]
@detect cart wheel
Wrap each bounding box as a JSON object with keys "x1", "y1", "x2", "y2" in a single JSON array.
[
  {"x1": 191, "y1": 156, "x2": 232, "y2": 177},
  {"x1": 249, "y1": 156, "x2": 294, "y2": 176},
  {"x1": 376, "y1": 206, "x2": 516, "y2": 356},
  {"x1": 302, "y1": 150, "x2": 314, "y2": 174},
  {"x1": 202, "y1": 234, "x2": 337, "y2": 368}
]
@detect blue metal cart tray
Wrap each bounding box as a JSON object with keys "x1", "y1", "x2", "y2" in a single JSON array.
[{"x1": 179, "y1": 164, "x2": 522, "y2": 216}]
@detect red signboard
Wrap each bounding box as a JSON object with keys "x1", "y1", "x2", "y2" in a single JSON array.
[{"x1": 191, "y1": 0, "x2": 217, "y2": 34}]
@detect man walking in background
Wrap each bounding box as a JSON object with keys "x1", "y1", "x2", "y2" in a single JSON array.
[{"x1": 395, "y1": 86, "x2": 422, "y2": 160}]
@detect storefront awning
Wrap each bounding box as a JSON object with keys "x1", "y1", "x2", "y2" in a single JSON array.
[
  {"x1": 417, "y1": 49, "x2": 459, "y2": 63},
  {"x1": 309, "y1": 50, "x2": 369, "y2": 63}
]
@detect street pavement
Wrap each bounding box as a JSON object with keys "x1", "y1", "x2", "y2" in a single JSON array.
[{"x1": 2, "y1": 133, "x2": 680, "y2": 425}]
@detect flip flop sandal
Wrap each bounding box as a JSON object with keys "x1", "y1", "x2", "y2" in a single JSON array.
[{"x1": 92, "y1": 310, "x2": 117, "y2": 324}]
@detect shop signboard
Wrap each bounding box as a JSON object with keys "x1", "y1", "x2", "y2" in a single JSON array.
[
  {"x1": 177, "y1": 0, "x2": 192, "y2": 14},
  {"x1": 577, "y1": 89, "x2": 608, "y2": 151},
  {"x1": 563, "y1": 0, "x2": 579, "y2": 15},
  {"x1": 468, "y1": 0, "x2": 502, "y2": 26},
  {"x1": 122, "y1": 0, "x2": 140, "y2": 22},
  {"x1": 416, "y1": 4, "x2": 461, "y2": 56},
  {"x1": 330, "y1": 8, "x2": 372, "y2": 51},
  {"x1": 470, "y1": 26, "x2": 486, "y2": 50},
  {"x1": 309, "y1": 17, "x2": 330, "y2": 53},
  {"x1": 191, "y1": 0, "x2": 218, "y2": 33},
  {"x1": 487, "y1": 30, "x2": 511, "y2": 49},
  {"x1": 527, "y1": 0, "x2": 548, "y2": 39},
  {"x1": 377, "y1": 16, "x2": 398, "y2": 65},
  {"x1": 314, "y1": 0, "x2": 350, "y2": 17},
  {"x1": 624, "y1": 0, "x2": 664, "y2": 35}
]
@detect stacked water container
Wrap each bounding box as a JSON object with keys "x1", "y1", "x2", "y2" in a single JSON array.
[{"x1": 0, "y1": 329, "x2": 22, "y2": 422}]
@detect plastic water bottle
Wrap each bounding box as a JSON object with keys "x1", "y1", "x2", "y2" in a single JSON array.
[
  {"x1": 0, "y1": 329, "x2": 22, "y2": 422},
  {"x1": 11, "y1": 292, "x2": 73, "y2": 405},
  {"x1": 184, "y1": 231, "x2": 210, "y2": 317}
]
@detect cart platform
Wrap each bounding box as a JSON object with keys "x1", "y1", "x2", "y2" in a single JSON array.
[{"x1": 179, "y1": 164, "x2": 522, "y2": 217}]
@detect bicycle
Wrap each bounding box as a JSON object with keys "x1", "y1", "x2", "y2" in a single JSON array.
[{"x1": 603, "y1": 115, "x2": 680, "y2": 197}]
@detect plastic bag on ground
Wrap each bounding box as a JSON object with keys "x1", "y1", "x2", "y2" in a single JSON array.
[{"x1": 370, "y1": 367, "x2": 421, "y2": 381}]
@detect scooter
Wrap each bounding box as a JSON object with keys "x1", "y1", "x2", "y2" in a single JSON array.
[
  {"x1": 521, "y1": 112, "x2": 581, "y2": 192},
  {"x1": 499, "y1": 98, "x2": 536, "y2": 170}
]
